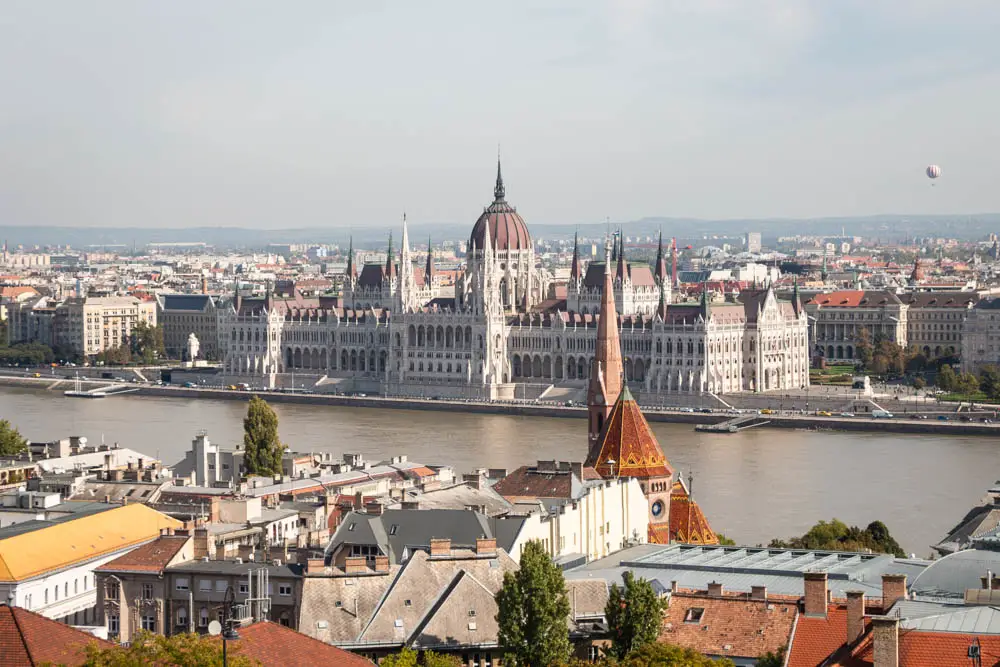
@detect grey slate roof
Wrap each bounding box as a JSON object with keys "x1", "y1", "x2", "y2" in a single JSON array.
[
  {"x1": 564, "y1": 544, "x2": 930, "y2": 600},
  {"x1": 328, "y1": 509, "x2": 513, "y2": 565},
  {"x1": 157, "y1": 294, "x2": 216, "y2": 312},
  {"x1": 900, "y1": 605, "x2": 1000, "y2": 634}
]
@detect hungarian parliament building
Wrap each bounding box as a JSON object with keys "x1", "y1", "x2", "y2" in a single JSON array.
[{"x1": 218, "y1": 164, "x2": 810, "y2": 400}]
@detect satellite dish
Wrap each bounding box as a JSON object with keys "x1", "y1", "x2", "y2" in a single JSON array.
[{"x1": 207, "y1": 620, "x2": 222, "y2": 636}]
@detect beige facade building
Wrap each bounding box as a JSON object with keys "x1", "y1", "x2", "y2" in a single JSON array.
[
  {"x1": 805, "y1": 290, "x2": 908, "y2": 363},
  {"x1": 961, "y1": 299, "x2": 1000, "y2": 374},
  {"x1": 62, "y1": 296, "x2": 157, "y2": 357},
  {"x1": 900, "y1": 292, "x2": 978, "y2": 360}
]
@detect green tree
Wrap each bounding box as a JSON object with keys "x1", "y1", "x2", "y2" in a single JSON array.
[
  {"x1": 242, "y1": 395, "x2": 284, "y2": 476},
  {"x1": 937, "y1": 364, "x2": 956, "y2": 391},
  {"x1": 496, "y1": 540, "x2": 572, "y2": 667},
  {"x1": 855, "y1": 328, "x2": 873, "y2": 369},
  {"x1": 0, "y1": 419, "x2": 28, "y2": 456},
  {"x1": 615, "y1": 642, "x2": 735, "y2": 667},
  {"x1": 769, "y1": 518, "x2": 904, "y2": 557},
  {"x1": 381, "y1": 648, "x2": 462, "y2": 667},
  {"x1": 715, "y1": 533, "x2": 736, "y2": 546},
  {"x1": 757, "y1": 646, "x2": 786, "y2": 667},
  {"x1": 912, "y1": 376, "x2": 926, "y2": 390},
  {"x1": 83, "y1": 631, "x2": 257, "y2": 666},
  {"x1": 981, "y1": 365, "x2": 1000, "y2": 400},
  {"x1": 604, "y1": 571, "x2": 668, "y2": 660},
  {"x1": 130, "y1": 321, "x2": 165, "y2": 363}
]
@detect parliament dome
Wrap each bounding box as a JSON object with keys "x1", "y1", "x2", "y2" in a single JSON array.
[{"x1": 469, "y1": 161, "x2": 532, "y2": 252}]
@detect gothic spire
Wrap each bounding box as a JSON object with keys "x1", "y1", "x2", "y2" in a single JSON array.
[
  {"x1": 570, "y1": 231, "x2": 581, "y2": 282},
  {"x1": 586, "y1": 237, "x2": 624, "y2": 453},
  {"x1": 385, "y1": 231, "x2": 396, "y2": 283},
  {"x1": 611, "y1": 230, "x2": 619, "y2": 263},
  {"x1": 654, "y1": 229, "x2": 667, "y2": 283},
  {"x1": 792, "y1": 275, "x2": 802, "y2": 317},
  {"x1": 494, "y1": 155, "x2": 505, "y2": 201},
  {"x1": 346, "y1": 236, "x2": 357, "y2": 280},
  {"x1": 616, "y1": 232, "x2": 627, "y2": 282},
  {"x1": 425, "y1": 236, "x2": 435, "y2": 283}
]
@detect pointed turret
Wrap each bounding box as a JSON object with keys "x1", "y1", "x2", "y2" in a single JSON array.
[
  {"x1": 398, "y1": 214, "x2": 416, "y2": 310},
  {"x1": 792, "y1": 276, "x2": 802, "y2": 317},
  {"x1": 586, "y1": 240, "x2": 624, "y2": 451},
  {"x1": 385, "y1": 232, "x2": 396, "y2": 284},
  {"x1": 611, "y1": 231, "x2": 619, "y2": 263},
  {"x1": 654, "y1": 230, "x2": 667, "y2": 284},
  {"x1": 569, "y1": 232, "x2": 581, "y2": 283},
  {"x1": 671, "y1": 237, "x2": 679, "y2": 288},
  {"x1": 346, "y1": 236, "x2": 357, "y2": 282},
  {"x1": 615, "y1": 233, "x2": 626, "y2": 283},
  {"x1": 425, "y1": 236, "x2": 435, "y2": 285}
]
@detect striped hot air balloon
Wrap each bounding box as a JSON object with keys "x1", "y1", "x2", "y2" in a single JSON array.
[{"x1": 926, "y1": 164, "x2": 941, "y2": 179}]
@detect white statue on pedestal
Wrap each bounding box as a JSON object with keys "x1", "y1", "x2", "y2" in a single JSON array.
[{"x1": 187, "y1": 333, "x2": 200, "y2": 362}]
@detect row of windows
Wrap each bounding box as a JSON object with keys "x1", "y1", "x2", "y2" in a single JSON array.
[{"x1": 38, "y1": 576, "x2": 91, "y2": 606}]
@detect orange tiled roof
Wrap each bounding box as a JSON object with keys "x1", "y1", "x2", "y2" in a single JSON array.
[
  {"x1": 0, "y1": 604, "x2": 112, "y2": 666},
  {"x1": 216, "y1": 621, "x2": 373, "y2": 666},
  {"x1": 787, "y1": 605, "x2": 859, "y2": 667},
  {"x1": 95, "y1": 534, "x2": 189, "y2": 574},
  {"x1": 669, "y1": 481, "x2": 718, "y2": 545},
  {"x1": 662, "y1": 593, "x2": 797, "y2": 659},
  {"x1": 587, "y1": 385, "x2": 673, "y2": 480},
  {"x1": 847, "y1": 630, "x2": 1000, "y2": 667}
]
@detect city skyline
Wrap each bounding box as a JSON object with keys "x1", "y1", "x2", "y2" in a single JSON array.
[{"x1": 0, "y1": 2, "x2": 997, "y2": 229}]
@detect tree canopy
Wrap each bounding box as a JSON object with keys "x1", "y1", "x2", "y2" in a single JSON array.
[
  {"x1": 611, "y1": 642, "x2": 735, "y2": 667},
  {"x1": 496, "y1": 540, "x2": 572, "y2": 667},
  {"x1": 0, "y1": 419, "x2": 28, "y2": 457},
  {"x1": 82, "y1": 631, "x2": 257, "y2": 666},
  {"x1": 604, "y1": 571, "x2": 667, "y2": 660},
  {"x1": 242, "y1": 395, "x2": 284, "y2": 476},
  {"x1": 130, "y1": 321, "x2": 165, "y2": 363},
  {"x1": 769, "y1": 519, "x2": 905, "y2": 557},
  {"x1": 380, "y1": 647, "x2": 462, "y2": 667}
]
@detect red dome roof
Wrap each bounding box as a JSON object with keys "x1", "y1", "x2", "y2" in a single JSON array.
[{"x1": 469, "y1": 161, "x2": 532, "y2": 252}]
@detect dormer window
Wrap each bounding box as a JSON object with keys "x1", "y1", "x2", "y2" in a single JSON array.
[{"x1": 684, "y1": 608, "x2": 705, "y2": 623}]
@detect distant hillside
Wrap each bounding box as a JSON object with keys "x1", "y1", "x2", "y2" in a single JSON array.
[{"x1": 1, "y1": 213, "x2": 997, "y2": 250}]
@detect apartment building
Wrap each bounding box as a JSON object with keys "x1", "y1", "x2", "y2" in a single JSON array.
[
  {"x1": 805, "y1": 290, "x2": 908, "y2": 363},
  {"x1": 68, "y1": 296, "x2": 157, "y2": 357},
  {"x1": 900, "y1": 291, "x2": 979, "y2": 360},
  {"x1": 962, "y1": 298, "x2": 1000, "y2": 374},
  {"x1": 95, "y1": 530, "x2": 302, "y2": 642}
]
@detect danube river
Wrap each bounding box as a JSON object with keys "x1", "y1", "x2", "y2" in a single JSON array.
[{"x1": 1, "y1": 387, "x2": 995, "y2": 556}]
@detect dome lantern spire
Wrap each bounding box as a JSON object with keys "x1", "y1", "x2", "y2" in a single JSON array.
[{"x1": 494, "y1": 153, "x2": 505, "y2": 201}]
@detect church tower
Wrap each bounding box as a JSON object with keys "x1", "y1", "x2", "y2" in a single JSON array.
[{"x1": 586, "y1": 238, "x2": 623, "y2": 451}]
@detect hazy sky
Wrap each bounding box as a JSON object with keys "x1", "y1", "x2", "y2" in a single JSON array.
[{"x1": 1, "y1": 1, "x2": 998, "y2": 229}]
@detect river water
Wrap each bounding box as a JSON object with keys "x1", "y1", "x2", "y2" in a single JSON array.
[{"x1": 1, "y1": 387, "x2": 995, "y2": 556}]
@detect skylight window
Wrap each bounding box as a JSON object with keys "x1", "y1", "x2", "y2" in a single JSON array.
[{"x1": 684, "y1": 608, "x2": 705, "y2": 623}]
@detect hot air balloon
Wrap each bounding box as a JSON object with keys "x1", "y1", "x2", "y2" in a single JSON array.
[{"x1": 926, "y1": 165, "x2": 941, "y2": 180}]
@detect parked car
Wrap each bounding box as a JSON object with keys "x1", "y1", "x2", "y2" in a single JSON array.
[{"x1": 937, "y1": 415, "x2": 950, "y2": 421}]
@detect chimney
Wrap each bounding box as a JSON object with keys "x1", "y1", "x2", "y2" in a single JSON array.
[
  {"x1": 344, "y1": 557, "x2": 367, "y2": 574},
  {"x1": 670, "y1": 581, "x2": 679, "y2": 594},
  {"x1": 401, "y1": 501, "x2": 420, "y2": 510},
  {"x1": 707, "y1": 581, "x2": 723, "y2": 597},
  {"x1": 803, "y1": 571, "x2": 828, "y2": 617},
  {"x1": 353, "y1": 491, "x2": 363, "y2": 509},
  {"x1": 881, "y1": 574, "x2": 907, "y2": 610},
  {"x1": 870, "y1": 615, "x2": 899, "y2": 667},
  {"x1": 238, "y1": 544, "x2": 255, "y2": 562},
  {"x1": 569, "y1": 462, "x2": 583, "y2": 479},
  {"x1": 364, "y1": 500, "x2": 383, "y2": 516},
  {"x1": 846, "y1": 590, "x2": 866, "y2": 644},
  {"x1": 193, "y1": 527, "x2": 215, "y2": 560},
  {"x1": 429, "y1": 538, "x2": 451, "y2": 557},
  {"x1": 374, "y1": 555, "x2": 390, "y2": 573},
  {"x1": 462, "y1": 473, "x2": 484, "y2": 490},
  {"x1": 475, "y1": 537, "x2": 497, "y2": 557},
  {"x1": 750, "y1": 585, "x2": 767, "y2": 601}
]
